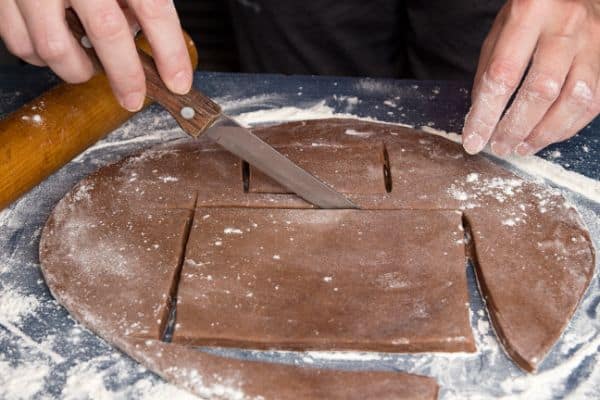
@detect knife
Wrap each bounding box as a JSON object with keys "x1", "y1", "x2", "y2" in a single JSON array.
[{"x1": 66, "y1": 11, "x2": 357, "y2": 210}]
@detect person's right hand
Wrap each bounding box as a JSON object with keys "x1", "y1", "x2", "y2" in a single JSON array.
[{"x1": 0, "y1": 0, "x2": 193, "y2": 111}]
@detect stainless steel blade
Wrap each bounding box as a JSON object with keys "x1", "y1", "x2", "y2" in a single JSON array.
[{"x1": 204, "y1": 116, "x2": 358, "y2": 209}]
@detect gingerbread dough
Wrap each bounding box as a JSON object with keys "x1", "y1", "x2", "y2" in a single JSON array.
[
  {"x1": 40, "y1": 119, "x2": 595, "y2": 399},
  {"x1": 173, "y1": 208, "x2": 474, "y2": 352}
]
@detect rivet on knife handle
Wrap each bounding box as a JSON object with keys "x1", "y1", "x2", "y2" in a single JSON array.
[
  {"x1": 138, "y1": 50, "x2": 221, "y2": 137},
  {"x1": 65, "y1": 9, "x2": 221, "y2": 138}
]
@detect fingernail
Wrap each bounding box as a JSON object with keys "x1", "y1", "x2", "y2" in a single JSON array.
[
  {"x1": 462, "y1": 134, "x2": 485, "y2": 155},
  {"x1": 121, "y1": 91, "x2": 144, "y2": 112},
  {"x1": 490, "y1": 141, "x2": 511, "y2": 157},
  {"x1": 170, "y1": 70, "x2": 192, "y2": 95},
  {"x1": 515, "y1": 142, "x2": 533, "y2": 156}
]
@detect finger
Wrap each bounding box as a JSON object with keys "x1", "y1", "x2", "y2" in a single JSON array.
[
  {"x1": 568, "y1": 76, "x2": 600, "y2": 134},
  {"x1": 462, "y1": 7, "x2": 541, "y2": 155},
  {"x1": 16, "y1": 0, "x2": 94, "y2": 82},
  {"x1": 127, "y1": 0, "x2": 192, "y2": 94},
  {"x1": 489, "y1": 34, "x2": 575, "y2": 155},
  {"x1": 0, "y1": 0, "x2": 45, "y2": 66},
  {"x1": 70, "y1": 0, "x2": 145, "y2": 111},
  {"x1": 472, "y1": 5, "x2": 507, "y2": 101},
  {"x1": 518, "y1": 55, "x2": 599, "y2": 155}
]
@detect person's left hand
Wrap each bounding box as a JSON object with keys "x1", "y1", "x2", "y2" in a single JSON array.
[{"x1": 462, "y1": 0, "x2": 600, "y2": 157}]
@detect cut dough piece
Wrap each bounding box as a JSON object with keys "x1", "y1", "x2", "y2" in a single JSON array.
[
  {"x1": 464, "y1": 193, "x2": 595, "y2": 371},
  {"x1": 249, "y1": 142, "x2": 388, "y2": 194},
  {"x1": 40, "y1": 190, "x2": 194, "y2": 339},
  {"x1": 173, "y1": 208, "x2": 475, "y2": 353},
  {"x1": 122, "y1": 338, "x2": 440, "y2": 400}
]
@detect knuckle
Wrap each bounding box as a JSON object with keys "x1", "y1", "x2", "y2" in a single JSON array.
[
  {"x1": 86, "y1": 8, "x2": 126, "y2": 41},
  {"x1": 34, "y1": 37, "x2": 68, "y2": 61},
  {"x1": 130, "y1": 0, "x2": 174, "y2": 19},
  {"x1": 485, "y1": 59, "x2": 522, "y2": 92},
  {"x1": 523, "y1": 73, "x2": 561, "y2": 102},
  {"x1": 529, "y1": 131, "x2": 553, "y2": 148},
  {"x1": 567, "y1": 80, "x2": 594, "y2": 108}
]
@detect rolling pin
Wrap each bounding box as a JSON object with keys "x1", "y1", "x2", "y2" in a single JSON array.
[{"x1": 0, "y1": 28, "x2": 199, "y2": 211}]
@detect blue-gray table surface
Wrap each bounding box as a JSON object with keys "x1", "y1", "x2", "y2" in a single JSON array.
[{"x1": 0, "y1": 68, "x2": 598, "y2": 399}]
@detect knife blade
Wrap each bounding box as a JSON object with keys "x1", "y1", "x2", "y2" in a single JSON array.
[
  {"x1": 171, "y1": 104, "x2": 357, "y2": 209},
  {"x1": 65, "y1": 9, "x2": 357, "y2": 209},
  {"x1": 205, "y1": 116, "x2": 359, "y2": 209}
]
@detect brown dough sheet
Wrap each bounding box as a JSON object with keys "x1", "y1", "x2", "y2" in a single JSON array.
[
  {"x1": 173, "y1": 208, "x2": 474, "y2": 352},
  {"x1": 39, "y1": 118, "x2": 596, "y2": 398}
]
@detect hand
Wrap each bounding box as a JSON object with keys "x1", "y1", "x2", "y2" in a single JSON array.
[
  {"x1": 462, "y1": 0, "x2": 600, "y2": 156},
  {"x1": 0, "y1": 0, "x2": 193, "y2": 111}
]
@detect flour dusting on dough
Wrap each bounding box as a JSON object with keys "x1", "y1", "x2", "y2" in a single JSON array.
[
  {"x1": 420, "y1": 126, "x2": 600, "y2": 204},
  {"x1": 1, "y1": 93, "x2": 598, "y2": 399}
]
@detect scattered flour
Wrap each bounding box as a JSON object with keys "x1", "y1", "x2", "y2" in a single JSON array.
[
  {"x1": 0, "y1": 94, "x2": 598, "y2": 400},
  {"x1": 0, "y1": 358, "x2": 49, "y2": 399},
  {"x1": 0, "y1": 285, "x2": 40, "y2": 324},
  {"x1": 158, "y1": 176, "x2": 179, "y2": 183},
  {"x1": 62, "y1": 357, "x2": 198, "y2": 400},
  {"x1": 420, "y1": 126, "x2": 600, "y2": 204},
  {"x1": 344, "y1": 129, "x2": 374, "y2": 138},
  {"x1": 304, "y1": 351, "x2": 383, "y2": 362}
]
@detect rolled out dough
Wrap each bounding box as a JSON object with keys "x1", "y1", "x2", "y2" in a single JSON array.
[{"x1": 40, "y1": 119, "x2": 595, "y2": 399}]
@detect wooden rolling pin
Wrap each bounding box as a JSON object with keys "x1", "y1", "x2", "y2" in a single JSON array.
[{"x1": 0, "y1": 31, "x2": 199, "y2": 211}]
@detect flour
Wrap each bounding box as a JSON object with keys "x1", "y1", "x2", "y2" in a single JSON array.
[
  {"x1": 234, "y1": 101, "x2": 340, "y2": 126},
  {"x1": 0, "y1": 285, "x2": 39, "y2": 324},
  {"x1": 0, "y1": 93, "x2": 598, "y2": 399},
  {"x1": 62, "y1": 356, "x2": 199, "y2": 400},
  {"x1": 304, "y1": 351, "x2": 383, "y2": 362},
  {"x1": 158, "y1": 176, "x2": 179, "y2": 183},
  {"x1": 420, "y1": 126, "x2": 600, "y2": 204},
  {"x1": 344, "y1": 129, "x2": 374, "y2": 138},
  {"x1": 0, "y1": 358, "x2": 50, "y2": 399}
]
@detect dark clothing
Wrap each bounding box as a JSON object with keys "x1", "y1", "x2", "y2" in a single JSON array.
[{"x1": 227, "y1": 0, "x2": 503, "y2": 80}]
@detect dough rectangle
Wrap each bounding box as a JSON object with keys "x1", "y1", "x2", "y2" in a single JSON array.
[
  {"x1": 173, "y1": 208, "x2": 475, "y2": 352},
  {"x1": 249, "y1": 143, "x2": 387, "y2": 194}
]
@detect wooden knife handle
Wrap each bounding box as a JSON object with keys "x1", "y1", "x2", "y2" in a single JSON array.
[
  {"x1": 66, "y1": 9, "x2": 221, "y2": 138},
  {"x1": 140, "y1": 51, "x2": 221, "y2": 138},
  {"x1": 0, "y1": 14, "x2": 199, "y2": 211}
]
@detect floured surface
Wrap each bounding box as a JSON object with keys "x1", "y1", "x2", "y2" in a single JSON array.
[
  {"x1": 174, "y1": 208, "x2": 474, "y2": 352},
  {"x1": 1, "y1": 74, "x2": 599, "y2": 399},
  {"x1": 39, "y1": 117, "x2": 594, "y2": 398}
]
